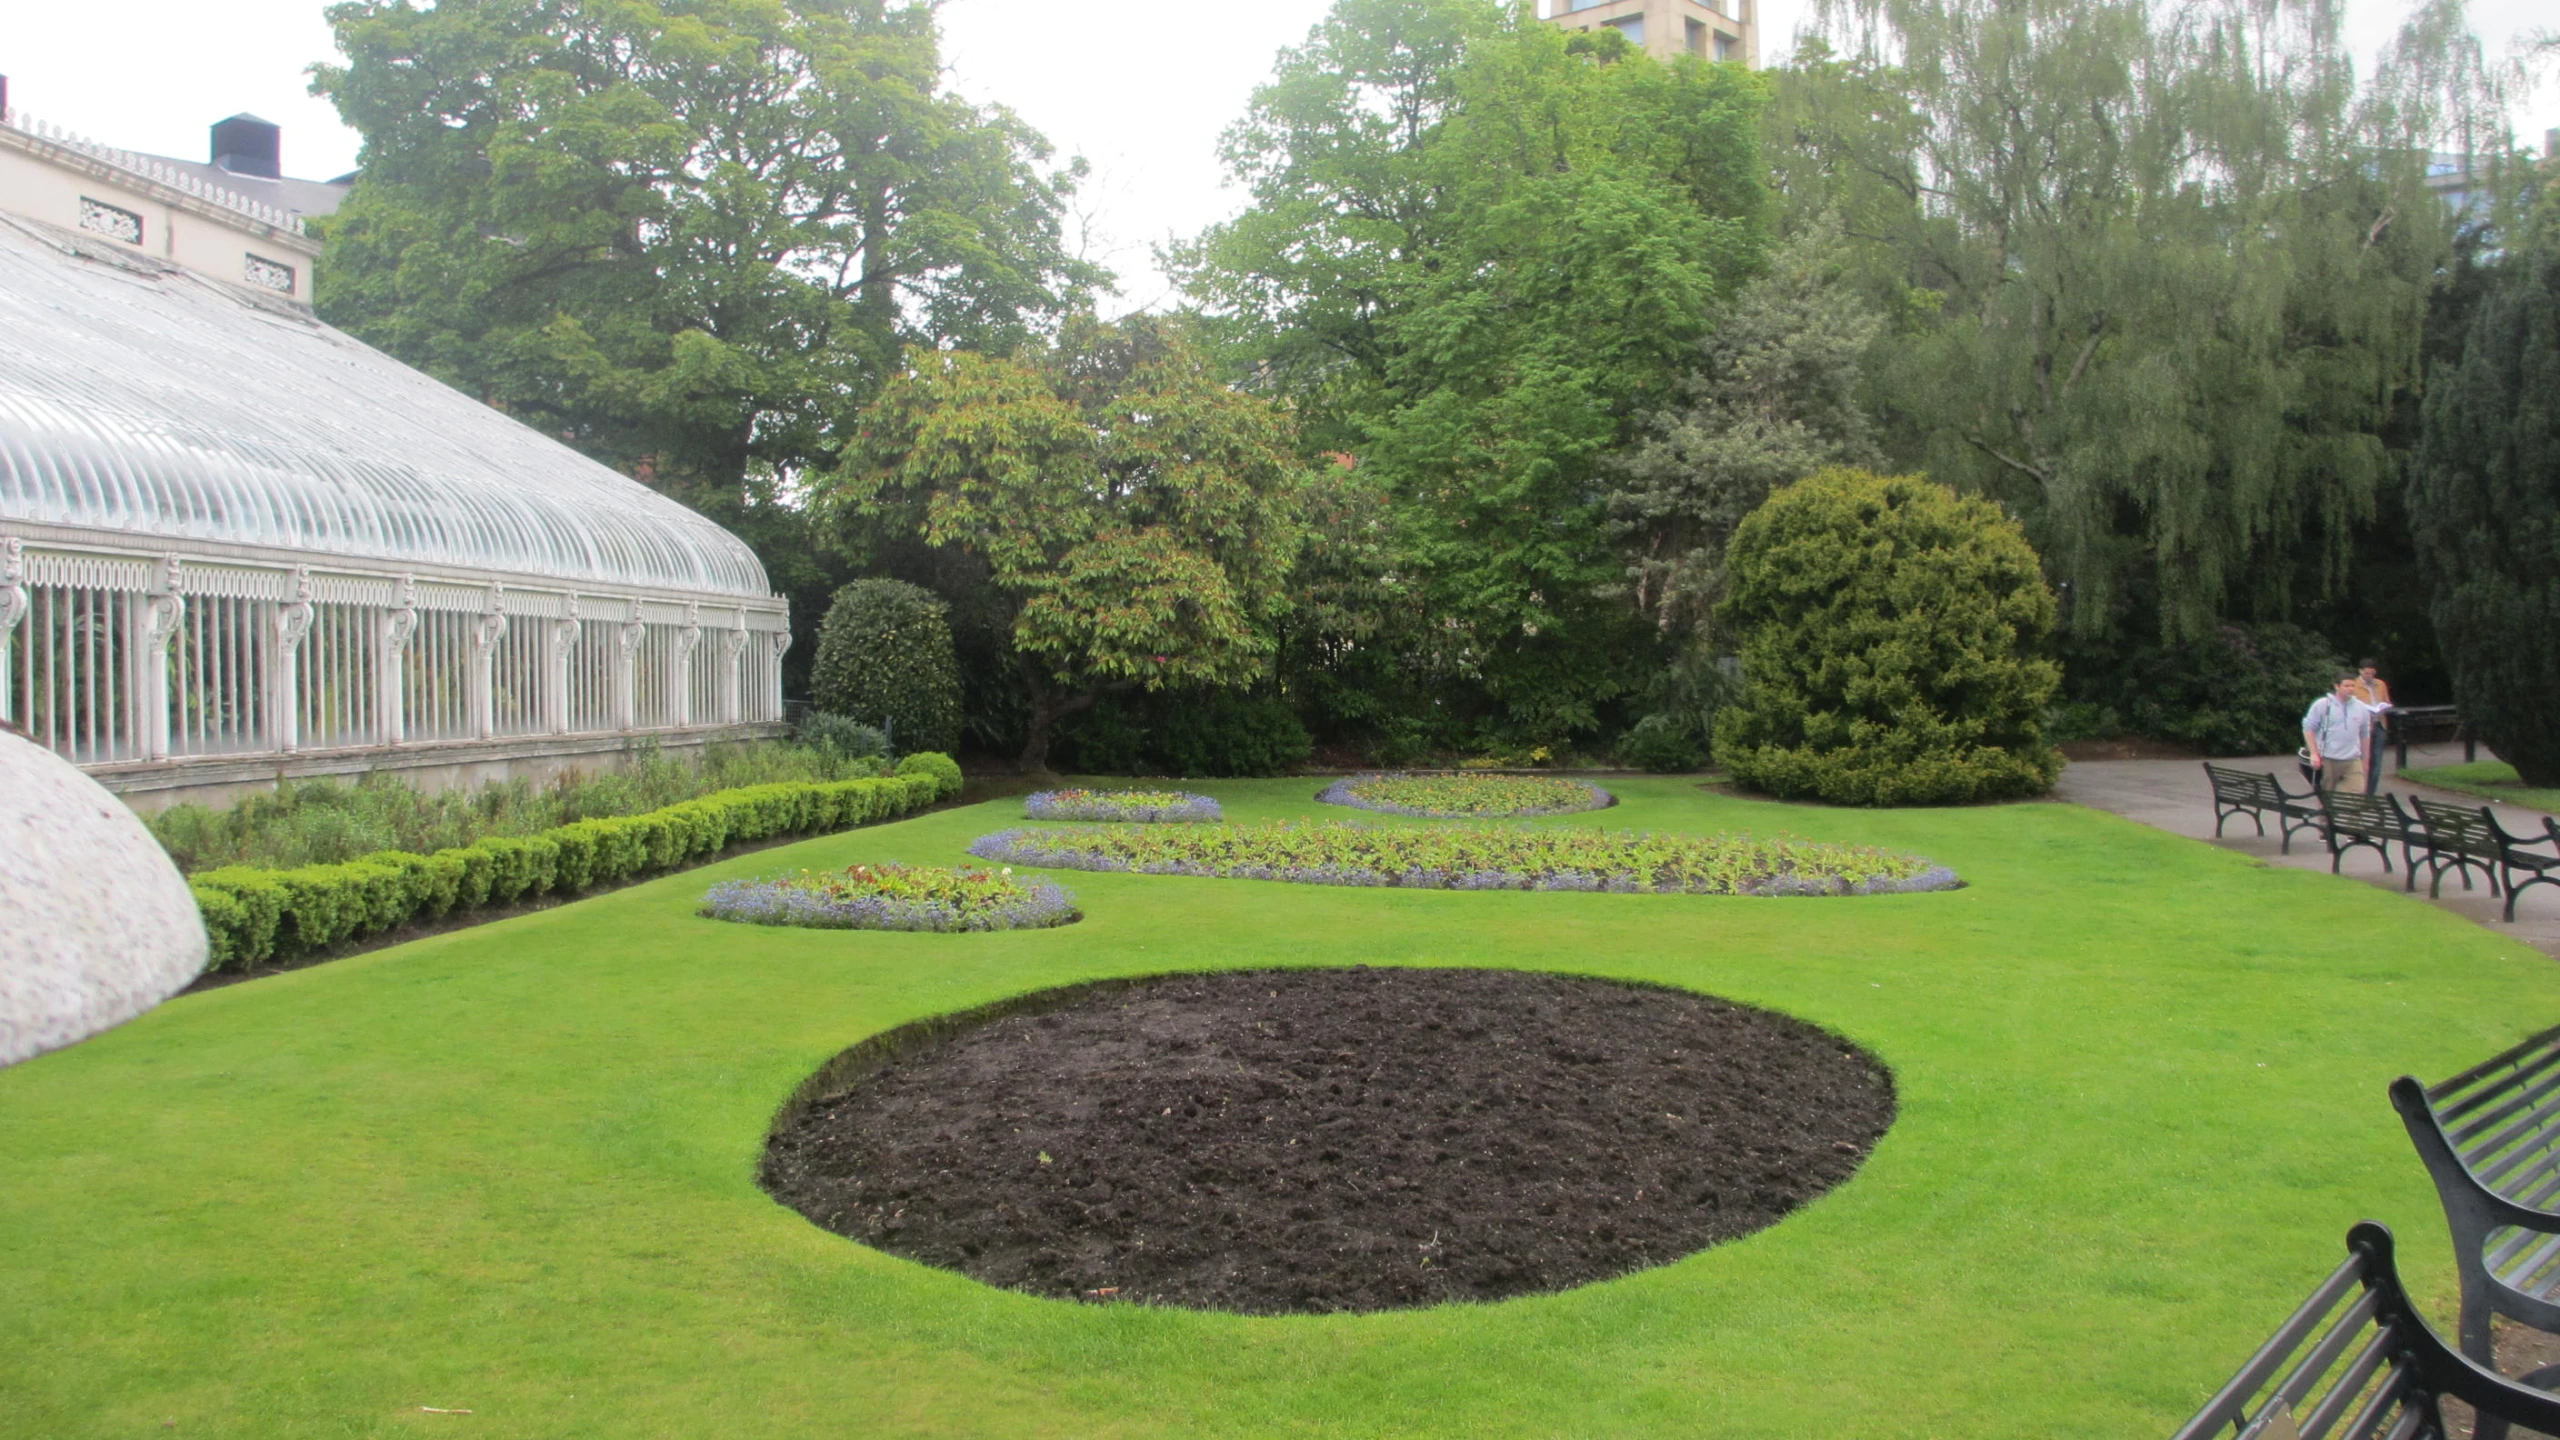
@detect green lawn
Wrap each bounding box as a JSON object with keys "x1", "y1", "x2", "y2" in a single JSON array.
[
  {"x1": 2406, "y1": 759, "x2": 2560, "y2": 814},
  {"x1": 3, "y1": 778, "x2": 2554, "y2": 1438}
]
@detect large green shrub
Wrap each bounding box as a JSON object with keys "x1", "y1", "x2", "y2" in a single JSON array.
[
  {"x1": 1712, "y1": 469, "x2": 2062, "y2": 805},
  {"x1": 2070, "y1": 622, "x2": 2345, "y2": 756},
  {"x1": 811, "y1": 579, "x2": 964, "y2": 756},
  {"x1": 1050, "y1": 690, "x2": 1311, "y2": 778},
  {"x1": 2412, "y1": 206, "x2": 2560, "y2": 786},
  {"x1": 186, "y1": 761, "x2": 957, "y2": 971}
]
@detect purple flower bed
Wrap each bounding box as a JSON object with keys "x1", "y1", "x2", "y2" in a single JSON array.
[
  {"x1": 700, "y1": 862, "x2": 1080, "y2": 933},
  {"x1": 1024, "y1": 788, "x2": 1223, "y2": 823}
]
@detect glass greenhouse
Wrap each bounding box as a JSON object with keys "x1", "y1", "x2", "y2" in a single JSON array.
[{"x1": 0, "y1": 116, "x2": 790, "y2": 799}]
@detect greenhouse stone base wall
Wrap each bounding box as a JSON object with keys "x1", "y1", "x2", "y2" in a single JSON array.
[{"x1": 89, "y1": 723, "x2": 789, "y2": 815}]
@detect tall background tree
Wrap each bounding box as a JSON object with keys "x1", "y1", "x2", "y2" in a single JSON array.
[
  {"x1": 1779, "y1": 0, "x2": 2454, "y2": 653},
  {"x1": 2412, "y1": 188, "x2": 2560, "y2": 785},
  {"x1": 312, "y1": 0, "x2": 1105, "y2": 686},
  {"x1": 1174, "y1": 0, "x2": 1767, "y2": 753}
]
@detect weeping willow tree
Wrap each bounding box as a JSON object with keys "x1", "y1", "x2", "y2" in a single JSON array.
[{"x1": 1778, "y1": 0, "x2": 2495, "y2": 643}]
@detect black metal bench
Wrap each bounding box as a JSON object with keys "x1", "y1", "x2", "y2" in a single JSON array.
[
  {"x1": 2206, "y1": 763, "x2": 2325, "y2": 853},
  {"x1": 2172, "y1": 1222, "x2": 2560, "y2": 1440},
  {"x1": 2409, "y1": 796, "x2": 2508, "y2": 901},
  {"x1": 2491, "y1": 813, "x2": 2560, "y2": 923},
  {"x1": 2394, "y1": 704, "x2": 2478, "y2": 772},
  {"x1": 2392, "y1": 1023, "x2": 2560, "y2": 1439},
  {"x1": 2319, "y1": 790, "x2": 2417, "y2": 877}
]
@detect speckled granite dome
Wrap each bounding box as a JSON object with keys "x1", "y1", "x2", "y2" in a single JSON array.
[{"x1": 0, "y1": 731, "x2": 206, "y2": 1067}]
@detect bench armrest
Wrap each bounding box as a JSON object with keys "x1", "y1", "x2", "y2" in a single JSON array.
[{"x1": 2391, "y1": 1075, "x2": 2560, "y2": 1230}]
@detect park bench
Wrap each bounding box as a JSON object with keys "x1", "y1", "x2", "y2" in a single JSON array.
[
  {"x1": 2205, "y1": 763, "x2": 2324, "y2": 854},
  {"x1": 2489, "y1": 813, "x2": 2560, "y2": 923},
  {"x1": 2318, "y1": 789, "x2": 2416, "y2": 878},
  {"x1": 2408, "y1": 796, "x2": 2507, "y2": 901},
  {"x1": 2392, "y1": 704, "x2": 2477, "y2": 773},
  {"x1": 2391, "y1": 1022, "x2": 2560, "y2": 1440},
  {"x1": 2170, "y1": 1221, "x2": 2560, "y2": 1440}
]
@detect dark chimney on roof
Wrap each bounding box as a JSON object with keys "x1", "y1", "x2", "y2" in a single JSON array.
[{"x1": 210, "y1": 114, "x2": 281, "y2": 179}]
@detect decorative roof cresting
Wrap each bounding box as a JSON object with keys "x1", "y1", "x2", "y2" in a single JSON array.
[{"x1": 3, "y1": 110, "x2": 306, "y2": 235}]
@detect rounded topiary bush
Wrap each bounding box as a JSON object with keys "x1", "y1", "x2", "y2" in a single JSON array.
[
  {"x1": 811, "y1": 580, "x2": 963, "y2": 757},
  {"x1": 1712, "y1": 468, "x2": 2061, "y2": 806}
]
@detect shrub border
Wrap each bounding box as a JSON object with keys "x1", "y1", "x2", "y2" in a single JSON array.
[{"x1": 186, "y1": 753, "x2": 966, "y2": 971}]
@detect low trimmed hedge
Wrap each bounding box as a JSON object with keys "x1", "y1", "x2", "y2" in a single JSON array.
[{"x1": 187, "y1": 757, "x2": 964, "y2": 972}]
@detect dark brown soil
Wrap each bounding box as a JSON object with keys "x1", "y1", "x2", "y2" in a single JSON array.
[{"x1": 761, "y1": 967, "x2": 1896, "y2": 1314}]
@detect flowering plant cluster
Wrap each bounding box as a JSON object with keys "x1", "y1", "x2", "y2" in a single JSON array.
[
  {"x1": 700, "y1": 861, "x2": 1080, "y2": 932},
  {"x1": 1024, "y1": 788, "x2": 1223, "y2": 823},
  {"x1": 968, "y1": 821, "x2": 1956, "y2": 896},
  {"x1": 1318, "y1": 772, "x2": 1613, "y2": 818}
]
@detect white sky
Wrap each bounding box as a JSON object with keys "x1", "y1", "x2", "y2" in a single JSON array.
[{"x1": 2, "y1": 0, "x2": 2549, "y2": 311}]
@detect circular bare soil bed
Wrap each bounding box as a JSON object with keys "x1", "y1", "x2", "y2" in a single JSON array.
[{"x1": 761, "y1": 967, "x2": 1895, "y2": 1314}]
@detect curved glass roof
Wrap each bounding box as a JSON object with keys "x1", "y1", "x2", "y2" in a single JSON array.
[{"x1": 0, "y1": 217, "x2": 771, "y2": 598}]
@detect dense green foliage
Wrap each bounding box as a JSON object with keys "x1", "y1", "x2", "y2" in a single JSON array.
[
  {"x1": 1772, "y1": 0, "x2": 2456, "y2": 646},
  {"x1": 795, "y1": 712, "x2": 892, "y2": 761},
  {"x1": 186, "y1": 764, "x2": 957, "y2": 969},
  {"x1": 1715, "y1": 470, "x2": 2061, "y2": 805},
  {"x1": 1047, "y1": 689, "x2": 1312, "y2": 778},
  {"x1": 2054, "y1": 623, "x2": 2346, "y2": 758},
  {"x1": 971, "y1": 815, "x2": 1954, "y2": 894},
  {"x1": 296, "y1": 0, "x2": 2543, "y2": 778},
  {"x1": 1176, "y1": 0, "x2": 1764, "y2": 751},
  {"x1": 314, "y1": 0, "x2": 1102, "y2": 684},
  {"x1": 150, "y1": 742, "x2": 890, "y2": 872},
  {"x1": 827, "y1": 318, "x2": 1308, "y2": 771},
  {"x1": 810, "y1": 579, "x2": 964, "y2": 755},
  {"x1": 2412, "y1": 200, "x2": 2560, "y2": 785}
]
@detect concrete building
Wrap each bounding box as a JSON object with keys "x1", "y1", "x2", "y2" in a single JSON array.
[
  {"x1": 0, "y1": 78, "x2": 790, "y2": 811},
  {"x1": 1543, "y1": 0, "x2": 1756, "y2": 67}
]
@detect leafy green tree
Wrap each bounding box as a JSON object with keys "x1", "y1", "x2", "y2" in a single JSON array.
[
  {"x1": 2412, "y1": 193, "x2": 2560, "y2": 785},
  {"x1": 1775, "y1": 0, "x2": 2469, "y2": 644},
  {"x1": 312, "y1": 0, "x2": 1105, "y2": 682},
  {"x1": 1607, "y1": 216, "x2": 1887, "y2": 644},
  {"x1": 1175, "y1": 0, "x2": 1765, "y2": 747},
  {"x1": 1714, "y1": 469, "x2": 2061, "y2": 805},
  {"x1": 810, "y1": 579, "x2": 963, "y2": 755},
  {"x1": 824, "y1": 319, "x2": 1308, "y2": 773}
]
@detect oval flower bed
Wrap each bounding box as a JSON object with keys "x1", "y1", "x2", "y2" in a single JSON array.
[
  {"x1": 701, "y1": 862, "x2": 1080, "y2": 932},
  {"x1": 1025, "y1": 788, "x2": 1223, "y2": 823},
  {"x1": 969, "y1": 821, "x2": 1956, "y2": 896},
  {"x1": 1318, "y1": 772, "x2": 1613, "y2": 818}
]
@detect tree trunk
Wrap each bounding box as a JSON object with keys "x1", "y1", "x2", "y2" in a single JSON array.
[{"x1": 1012, "y1": 658, "x2": 1124, "y2": 776}]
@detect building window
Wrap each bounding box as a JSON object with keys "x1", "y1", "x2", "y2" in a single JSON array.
[
  {"x1": 78, "y1": 197, "x2": 143, "y2": 246},
  {"x1": 1687, "y1": 17, "x2": 1708, "y2": 53},
  {"x1": 1565, "y1": 0, "x2": 1610, "y2": 10},
  {"x1": 243, "y1": 254, "x2": 297, "y2": 294},
  {"x1": 1715, "y1": 31, "x2": 1739, "y2": 60},
  {"x1": 1609, "y1": 14, "x2": 1644, "y2": 44}
]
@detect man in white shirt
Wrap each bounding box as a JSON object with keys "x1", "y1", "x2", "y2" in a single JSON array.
[{"x1": 2302, "y1": 673, "x2": 2374, "y2": 794}]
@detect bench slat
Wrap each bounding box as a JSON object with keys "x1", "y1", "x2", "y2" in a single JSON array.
[
  {"x1": 2297, "y1": 1325, "x2": 2401, "y2": 1440},
  {"x1": 2428, "y1": 1024, "x2": 2560, "y2": 1110}
]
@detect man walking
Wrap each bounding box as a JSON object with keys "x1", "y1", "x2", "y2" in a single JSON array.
[{"x1": 2303, "y1": 673, "x2": 2374, "y2": 794}]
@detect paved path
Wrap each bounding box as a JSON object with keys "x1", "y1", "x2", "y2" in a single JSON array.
[{"x1": 2053, "y1": 745, "x2": 2560, "y2": 959}]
